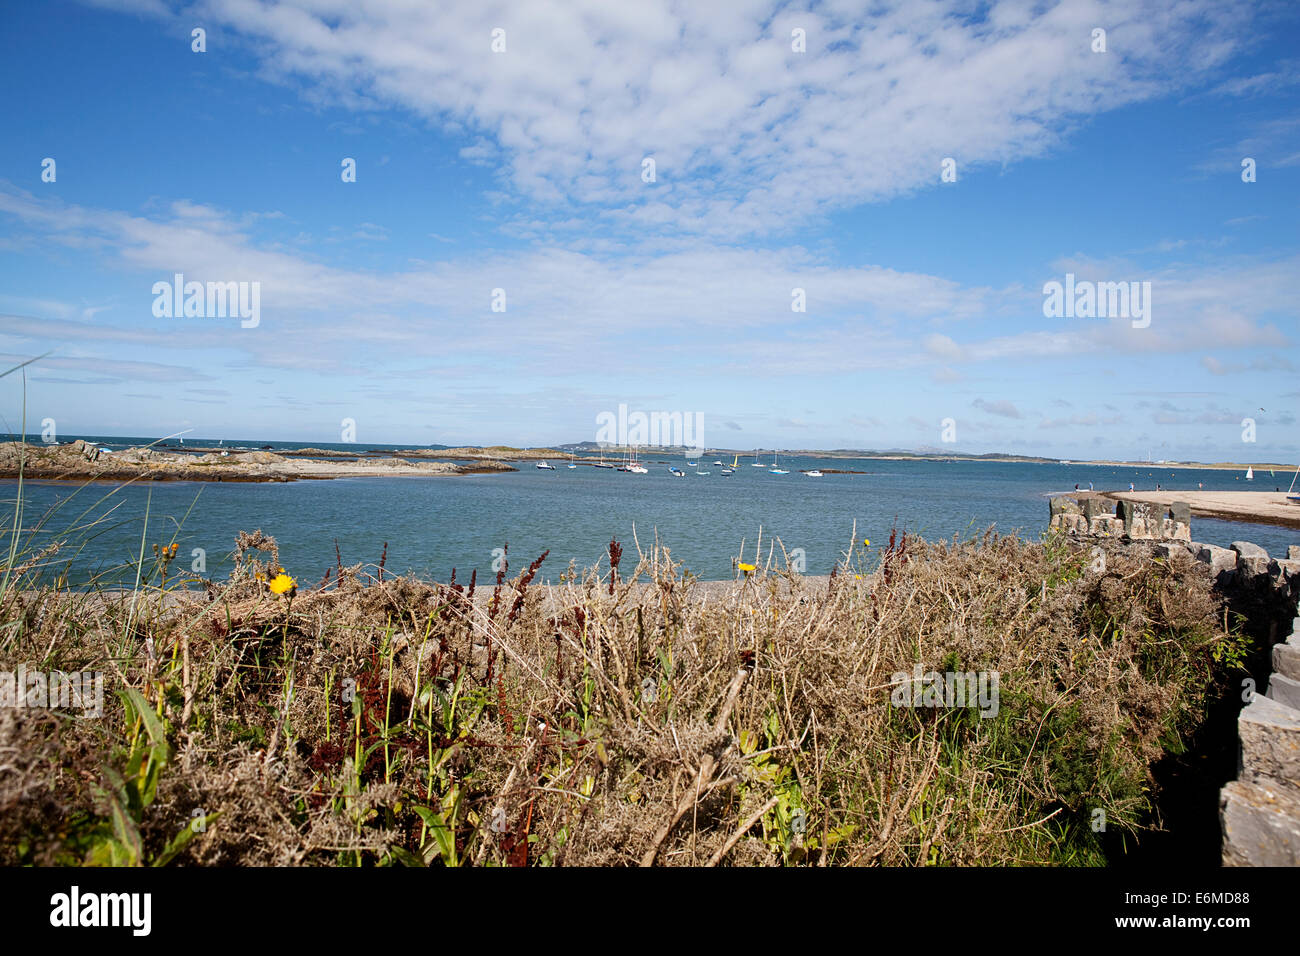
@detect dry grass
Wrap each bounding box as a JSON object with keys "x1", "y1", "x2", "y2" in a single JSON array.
[{"x1": 0, "y1": 526, "x2": 1247, "y2": 866}]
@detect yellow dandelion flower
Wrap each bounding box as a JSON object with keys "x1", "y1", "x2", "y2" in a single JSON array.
[
  {"x1": 268, "y1": 573, "x2": 296, "y2": 595},
  {"x1": 738, "y1": 562, "x2": 756, "y2": 573},
  {"x1": 863, "y1": 538, "x2": 870, "y2": 547}
]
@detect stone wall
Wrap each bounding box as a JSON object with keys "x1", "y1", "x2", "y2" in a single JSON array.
[
  {"x1": 1047, "y1": 497, "x2": 1300, "y2": 864},
  {"x1": 1049, "y1": 495, "x2": 1192, "y2": 541},
  {"x1": 1211, "y1": 542, "x2": 1300, "y2": 866}
]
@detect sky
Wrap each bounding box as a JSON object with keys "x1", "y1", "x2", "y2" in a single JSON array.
[{"x1": 0, "y1": 0, "x2": 1297, "y2": 462}]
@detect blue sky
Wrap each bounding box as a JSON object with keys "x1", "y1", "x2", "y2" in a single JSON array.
[{"x1": 0, "y1": 0, "x2": 1297, "y2": 461}]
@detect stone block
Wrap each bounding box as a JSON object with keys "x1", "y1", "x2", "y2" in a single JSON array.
[
  {"x1": 1116, "y1": 500, "x2": 1135, "y2": 534},
  {"x1": 1267, "y1": 673, "x2": 1300, "y2": 711},
  {"x1": 1170, "y1": 501, "x2": 1191, "y2": 525},
  {"x1": 1220, "y1": 779, "x2": 1300, "y2": 866},
  {"x1": 1274, "y1": 642, "x2": 1300, "y2": 682},
  {"x1": 1083, "y1": 498, "x2": 1109, "y2": 521},
  {"x1": 1276, "y1": 559, "x2": 1300, "y2": 585},
  {"x1": 1239, "y1": 694, "x2": 1300, "y2": 797},
  {"x1": 1289, "y1": 545, "x2": 1300, "y2": 561},
  {"x1": 1049, "y1": 496, "x2": 1080, "y2": 518},
  {"x1": 1233, "y1": 542, "x2": 1274, "y2": 580},
  {"x1": 1195, "y1": 543, "x2": 1236, "y2": 583}
]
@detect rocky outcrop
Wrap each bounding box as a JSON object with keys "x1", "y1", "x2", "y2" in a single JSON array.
[{"x1": 0, "y1": 441, "x2": 516, "y2": 482}]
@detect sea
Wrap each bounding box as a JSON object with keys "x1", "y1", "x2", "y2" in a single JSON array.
[{"x1": 5, "y1": 436, "x2": 1297, "y2": 587}]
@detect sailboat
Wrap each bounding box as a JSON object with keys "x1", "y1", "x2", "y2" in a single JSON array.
[
  {"x1": 567, "y1": 462, "x2": 578, "y2": 469},
  {"x1": 769, "y1": 451, "x2": 788, "y2": 475},
  {"x1": 720, "y1": 454, "x2": 736, "y2": 476},
  {"x1": 594, "y1": 448, "x2": 614, "y2": 469},
  {"x1": 750, "y1": 449, "x2": 765, "y2": 467},
  {"x1": 627, "y1": 447, "x2": 647, "y2": 474},
  {"x1": 1245, "y1": 466, "x2": 1254, "y2": 481}
]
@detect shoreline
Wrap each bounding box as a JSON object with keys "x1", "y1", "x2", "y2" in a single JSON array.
[
  {"x1": 0, "y1": 441, "x2": 517, "y2": 484},
  {"x1": 7, "y1": 437, "x2": 1298, "y2": 486}
]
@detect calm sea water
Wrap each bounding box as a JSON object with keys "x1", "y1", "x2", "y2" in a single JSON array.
[{"x1": 4, "y1": 437, "x2": 1297, "y2": 585}]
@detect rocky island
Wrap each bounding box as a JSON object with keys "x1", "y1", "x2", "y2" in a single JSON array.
[{"x1": 0, "y1": 440, "x2": 517, "y2": 483}]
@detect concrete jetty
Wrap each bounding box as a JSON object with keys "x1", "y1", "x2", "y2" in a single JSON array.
[{"x1": 1083, "y1": 490, "x2": 1300, "y2": 530}]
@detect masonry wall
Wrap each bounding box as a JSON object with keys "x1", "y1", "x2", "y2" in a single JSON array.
[
  {"x1": 1049, "y1": 495, "x2": 1192, "y2": 541},
  {"x1": 1215, "y1": 542, "x2": 1300, "y2": 866},
  {"x1": 1048, "y1": 497, "x2": 1300, "y2": 865}
]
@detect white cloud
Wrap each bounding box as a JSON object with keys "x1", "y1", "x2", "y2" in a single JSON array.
[
  {"x1": 972, "y1": 397, "x2": 1021, "y2": 419},
  {"x1": 87, "y1": 0, "x2": 1256, "y2": 239}
]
